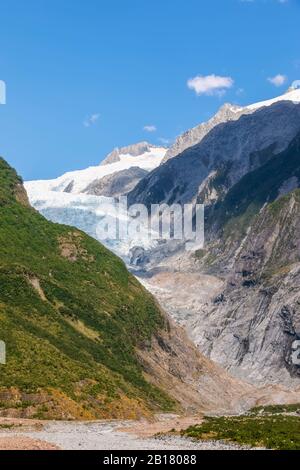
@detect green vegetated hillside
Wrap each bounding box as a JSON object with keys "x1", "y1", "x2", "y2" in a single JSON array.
[{"x1": 0, "y1": 158, "x2": 177, "y2": 419}]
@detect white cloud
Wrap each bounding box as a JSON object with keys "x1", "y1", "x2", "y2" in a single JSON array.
[
  {"x1": 267, "y1": 74, "x2": 288, "y2": 87},
  {"x1": 143, "y1": 125, "x2": 157, "y2": 132},
  {"x1": 83, "y1": 113, "x2": 100, "y2": 127},
  {"x1": 187, "y1": 74, "x2": 234, "y2": 96}
]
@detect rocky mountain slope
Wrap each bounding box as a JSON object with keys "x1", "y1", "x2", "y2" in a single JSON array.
[
  {"x1": 142, "y1": 133, "x2": 300, "y2": 388},
  {"x1": 163, "y1": 103, "x2": 245, "y2": 163},
  {"x1": 128, "y1": 99, "x2": 300, "y2": 208},
  {"x1": 198, "y1": 191, "x2": 300, "y2": 387},
  {"x1": 189, "y1": 135, "x2": 300, "y2": 386},
  {"x1": 124, "y1": 89, "x2": 300, "y2": 389},
  {"x1": 163, "y1": 87, "x2": 300, "y2": 163},
  {"x1": 83, "y1": 167, "x2": 148, "y2": 198},
  {"x1": 0, "y1": 157, "x2": 262, "y2": 419}
]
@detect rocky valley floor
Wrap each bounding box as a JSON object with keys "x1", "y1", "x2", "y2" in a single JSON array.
[
  {"x1": 139, "y1": 267, "x2": 300, "y2": 391},
  {"x1": 0, "y1": 415, "x2": 262, "y2": 450}
]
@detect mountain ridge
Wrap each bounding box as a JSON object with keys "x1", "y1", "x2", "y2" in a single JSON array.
[
  {"x1": 128, "y1": 101, "x2": 300, "y2": 210},
  {"x1": 163, "y1": 87, "x2": 300, "y2": 163},
  {"x1": 26, "y1": 142, "x2": 166, "y2": 196},
  {"x1": 101, "y1": 142, "x2": 166, "y2": 166}
]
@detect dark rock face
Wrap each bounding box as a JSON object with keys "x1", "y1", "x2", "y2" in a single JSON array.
[
  {"x1": 63, "y1": 180, "x2": 74, "y2": 193},
  {"x1": 128, "y1": 102, "x2": 300, "y2": 208},
  {"x1": 134, "y1": 127, "x2": 300, "y2": 388},
  {"x1": 129, "y1": 246, "x2": 150, "y2": 267},
  {"x1": 163, "y1": 103, "x2": 247, "y2": 163},
  {"x1": 83, "y1": 167, "x2": 148, "y2": 198},
  {"x1": 182, "y1": 189, "x2": 300, "y2": 387}
]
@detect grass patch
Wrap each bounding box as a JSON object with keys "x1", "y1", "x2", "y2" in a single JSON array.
[
  {"x1": 250, "y1": 404, "x2": 300, "y2": 415},
  {"x1": 181, "y1": 415, "x2": 300, "y2": 450}
]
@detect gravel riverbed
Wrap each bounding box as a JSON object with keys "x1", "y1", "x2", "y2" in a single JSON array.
[{"x1": 0, "y1": 419, "x2": 260, "y2": 450}]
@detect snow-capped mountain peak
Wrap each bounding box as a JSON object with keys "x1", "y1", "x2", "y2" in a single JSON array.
[
  {"x1": 245, "y1": 86, "x2": 300, "y2": 112},
  {"x1": 26, "y1": 143, "x2": 167, "y2": 195},
  {"x1": 163, "y1": 84, "x2": 300, "y2": 163},
  {"x1": 101, "y1": 141, "x2": 161, "y2": 165},
  {"x1": 24, "y1": 85, "x2": 300, "y2": 266}
]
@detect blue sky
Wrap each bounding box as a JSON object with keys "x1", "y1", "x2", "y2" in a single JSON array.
[{"x1": 0, "y1": 0, "x2": 299, "y2": 180}]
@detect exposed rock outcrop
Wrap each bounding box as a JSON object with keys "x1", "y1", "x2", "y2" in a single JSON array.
[
  {"x1": 128, "y1": 102, "x2": 300, "y2": 208},
  {"x1": 163, "y1": 87, "x2": 300, "y2": 164},
  {"x1": 101, "y1": 142, "x2": 159, "y2": 165},
  {"x1": 163, "y1": 103, "x2": 246, "y2": 163},
  {"x1": 83, "y1": 167, "x2": 148, "y2": 197}
]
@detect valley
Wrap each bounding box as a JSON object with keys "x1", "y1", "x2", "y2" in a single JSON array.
[
  {"x1": 1, "y1": 86, "x2": 300, "y2": 450},
  {"x1": 0, "y1": 415, "x2": 259, "y2": 450},
  {"x1": 24, "y1": 86, "x2": 300, "y2": 393},
  {"x1": 1, "y1": 0, "x2": 300, "y2": 454}
]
